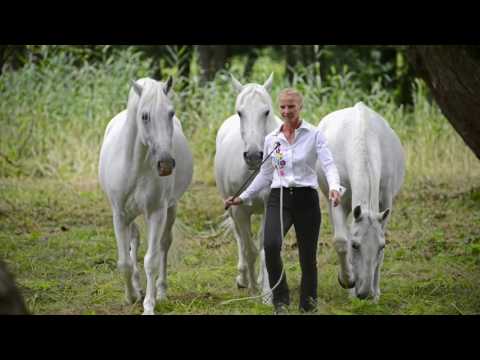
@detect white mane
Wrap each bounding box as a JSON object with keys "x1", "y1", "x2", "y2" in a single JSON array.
[
  {"x1": 128, "y1": 78, "x2": 171, "y2": 112},
  {"x1": 236, "y1": 84, "x2": 273, "y2": 110},
  {"x1": 350, "y1": 102, "x2": 381, "y2": 213}
]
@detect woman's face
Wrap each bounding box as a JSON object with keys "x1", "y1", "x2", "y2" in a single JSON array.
[{"x1": 279, "y1": 94, "x2": 302, "y2": 123}]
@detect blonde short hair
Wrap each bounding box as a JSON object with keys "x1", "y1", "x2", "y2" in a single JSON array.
[{"x1": 277, "y1": 88, "x2": 304, "y2": 108}]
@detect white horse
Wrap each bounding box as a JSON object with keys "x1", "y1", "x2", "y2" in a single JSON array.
[
  {"x1": 215, "y1": 74, "x2": 281, "y2": 297},
  {"x1": 98, "y1": 77, "x2": 193, "y2": 315},
  {"x1": 317, "y1": 102, "x2": 405, "y2": 302}
]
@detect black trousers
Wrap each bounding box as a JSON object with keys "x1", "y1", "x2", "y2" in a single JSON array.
[{"x1": 264, "y1": 187, "x2": 321, "y2": 311}]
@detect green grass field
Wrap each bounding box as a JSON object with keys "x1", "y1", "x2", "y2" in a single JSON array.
[
  {"x1": 1, "y1": 47, "x2": 479, "y2": 314},
  {"x1": 1, "y1": 174, "x2": 479, "y2": 315}
]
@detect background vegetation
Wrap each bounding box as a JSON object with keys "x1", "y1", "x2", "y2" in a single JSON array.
[{"x1": 0, "y1": 45, "x2": 479, "y2": 314}]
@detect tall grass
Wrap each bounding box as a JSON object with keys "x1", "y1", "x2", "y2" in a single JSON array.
[
  {"x1": 0, "y1": 46, "x2": 152, "y2": 178},
  {"x1": 1, "y1": 46, "x2": 479, "y2": 188}
]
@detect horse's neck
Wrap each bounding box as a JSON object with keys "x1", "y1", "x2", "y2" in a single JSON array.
[{"x1": 349, "y1": 115, "x2": 380, "y2": 213}]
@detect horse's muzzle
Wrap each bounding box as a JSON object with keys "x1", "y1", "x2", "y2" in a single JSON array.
[
  {"x1": 355, "y1": 290, "x2": 370, "y2": 300},
  {"x1": 157, "y1": 158, "x2": 176, "y2": 177},
  {"x1": 337, "y1": 273, "x2": 355, "y2": 289},
  {"x1": 354, "y1": 282, "x2": 373, "y2": 300},
  {"x1": 243, "y1": 151, "x2": 263, "y2": 170}
]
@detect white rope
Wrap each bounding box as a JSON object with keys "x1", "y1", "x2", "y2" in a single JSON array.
[
  {"x1": 220, "y1": 152, "x2": 347, "y2": 307},
  {"x1": 220, "y1": 186, "x2": 285, "y2": 306},
  {"x1": 220, "y1": 188, "x2": 347, "y2": 306},
  {"x1": 221, "y1": 150, "x2": 286, "y2": 306}
]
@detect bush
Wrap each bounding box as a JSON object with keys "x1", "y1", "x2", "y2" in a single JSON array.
[{"x1": 0, "y1": 47, "x2": 478, "y2": 188}]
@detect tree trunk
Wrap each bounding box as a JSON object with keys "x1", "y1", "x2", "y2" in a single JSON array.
[
  {"x1": 197, "y1": 45, "x2": 228, "y2": 84},
  {"x1": 407, "y1": 46, "x2": 480, "y2": 160},
  {"x1": 284, "y1": 45, "x2": 299, "y2": 84},
  {"x1": 243, "y1": 48, "x2": 259, "y2": 79}
]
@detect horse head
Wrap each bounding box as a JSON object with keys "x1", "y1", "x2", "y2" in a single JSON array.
[
  {"x1": 131, "y1": 77, "x2": 176, "y2": 177},
  {"x1": 349, "y1": 204, "x2": 390, "y2": 299},
  {"x1": 231, "y1": 73, "x2": 274, "y2": 171}
]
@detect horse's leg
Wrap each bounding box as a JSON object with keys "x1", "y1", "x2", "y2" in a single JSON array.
[
  {"x1": 112, "y1": 212, "x2": 136, "y2": 304},
  {"x1": 129, "y1": 222, "x2": 143, "y2": 302},
  {"x1": 143, "y1": 204, "x2": 168, "y2": 315},
  {"x1": 329, "y1": 203, "x2": 355, "y2": 289},
  {"x1": 374, "y1": 194, "x2": 392, "y2": 302},
  {"x1": 372, "y1": 251, "x2": 384, "y2": 303},
  {"x1": 228, "y1": 206, "x2": 248, "y2": 289},
  {"x1": 257, "y1": 207, "x2": 272, "y2": 304},
  {"x1": 155, "y1": 204, "x2": 176, "y2": 301},
  {"x1": 230, "y1": 206, "x2": 258, "y2": 291}
]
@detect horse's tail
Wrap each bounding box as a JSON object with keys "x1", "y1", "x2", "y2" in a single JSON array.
[
  {"x1": 175, "y1": 211, "x2": 235, "y2": 241},
  {"x1": 218, "y1": 211, "x2": 235, "y2": 237}
]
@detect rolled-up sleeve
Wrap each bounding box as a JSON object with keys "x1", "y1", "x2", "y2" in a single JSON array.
[
  {"x1": 316, "y1": 130, "x2": 341, "y2": 192},
  {"x1": 239, "y1": 137, "x2": 274, "y2": 205}
]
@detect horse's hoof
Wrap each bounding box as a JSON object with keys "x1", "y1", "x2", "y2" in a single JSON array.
[
  {"x1": 236, "y1": 276, "x2": 248, "y2": 289},
  {"x1": 156, "y1": 290, "x2": 168, "y2": 301},
  {"x1": 131, "y1": 289, "x2": 144, "y2": 303},
  {"x1": 236, "y1": 281, "x2": 247, "y2": 289},
  {"x1": 125, "y1": 295, "x2": 137, "y2": 305},
  {"x1": 338, "y1": 273, "x2": 355, "y2": 289}
]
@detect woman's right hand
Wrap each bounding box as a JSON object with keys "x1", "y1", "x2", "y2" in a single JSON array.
[
  {"x1": 329, "y1": 190, "x2": 342, "y2": 207},
  {"x1": 224, "y1": 196, "x2": 242, "y2": 210}
]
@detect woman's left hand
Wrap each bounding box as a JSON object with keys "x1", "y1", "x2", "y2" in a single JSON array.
[{"x1": 329, "y1": 190, "x2": 341, "y2": 207}]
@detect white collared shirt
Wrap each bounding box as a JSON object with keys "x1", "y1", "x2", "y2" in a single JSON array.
[{"x1": 239, "y1": 120, "x2": 341, "y2": 204}]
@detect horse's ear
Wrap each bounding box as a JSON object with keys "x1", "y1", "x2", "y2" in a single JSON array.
[
  {"x1": 378, "y1": 208, "x2": 390, "y2": 224},
  {"x1": 353, "y1": 204, "x2": 363, "y2": 222},
  {"x1": 263, "y1": 72, "x2": 274, "y2": 92},
  {"x1": 131, "y1": 80, "x2": 143, "y2": 97},
  {"x1": 230, "y1": 73, "x2": 244, "y2": 93},
  {"x1": 163, "y1": 76, "x2": 173, "y2": 95}
]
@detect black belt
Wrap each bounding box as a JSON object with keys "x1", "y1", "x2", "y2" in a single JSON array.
[{"x1": 273, "y1": 187, "x2": 313, "y2": 193}]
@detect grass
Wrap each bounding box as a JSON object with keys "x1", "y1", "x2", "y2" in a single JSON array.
[
  {"x1": 1, "y1": 174, "x2": 479, "y2": 315},
  {"x1": 1, "y1": 47, "x2": 479, "y2": 315}
]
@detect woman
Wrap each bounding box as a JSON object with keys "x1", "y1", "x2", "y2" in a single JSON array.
[{"x1": 224, "y1": 88, "x2": 343, "y2": 314}]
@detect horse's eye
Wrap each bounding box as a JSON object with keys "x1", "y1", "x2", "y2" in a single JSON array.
[
  {"x1": 237, "y1": 111, "x2": 242, "y2": 118},
  {"x1": 142, "y1": 113, "x2": 150, "y2": 123},
  {"x1": 169, "y1": 110, "x2": 175, "y2": 118},
  {"x1": 264, "y1": 110, "x2": 270, "y2": 117},
  {"x1": 352, "y1": 242, "x2": 360, "y2": 250}
]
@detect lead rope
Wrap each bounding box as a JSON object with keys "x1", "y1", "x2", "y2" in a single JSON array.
[
  {"x1": 221, "y1": 141, "x2": 286, "y2": 306},
  {"x1": 221, "y1": 187, "x2": 347, "y2": 306}
]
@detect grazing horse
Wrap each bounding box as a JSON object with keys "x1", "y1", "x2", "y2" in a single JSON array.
[
  {"x1": 317, "y1": 102, "x2": 405, "y2": 301},
  {"x1": 215, "y1": 74, "x2": 281, "y2": 297},
  {"x1": 99, "y1": 77, "x2": 193, "y2": 315}
]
